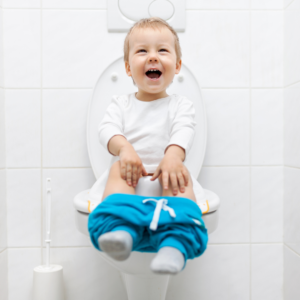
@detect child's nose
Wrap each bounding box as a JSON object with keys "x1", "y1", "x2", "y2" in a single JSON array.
[{"x1": 148, "y1": 53, "x2": 158, "y2": 62}]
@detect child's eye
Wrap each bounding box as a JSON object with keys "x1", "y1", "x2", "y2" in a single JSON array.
[
  {"x1": 138, "y1": 49, "x2": 146, "y2": 53},
  {"x1": 159, "y1": 49, "x2": 167, "y2": 52}
]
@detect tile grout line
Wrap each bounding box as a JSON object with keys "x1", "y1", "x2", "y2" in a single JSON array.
[
  {"x1": 249, "y1": 5, "x2": 252, "y2": 299},
  {"x1": 284, "y1": 0, "x2": 296, "y2": 10},
  {"x1": 2, "y1": 2, "x2": 9, "y2": 269},
  {"x1": 279, "y1": 8, "x2": 285, "y2": 300},
  {"x1": 284, "y1": 79, "x2": 300, "y2": 89},
  {"x1": 0, "y1": 247, "x2": 7, "y2": 254},
  {"x1": 40, "y1": 0, "x2": 43, "y2": 266},
  {"x1": 284, "y1": 244, "x2": 300, "y2": 258},
  {"x1": 282, "y1": 4, "x2": 285, "y2": 300}
]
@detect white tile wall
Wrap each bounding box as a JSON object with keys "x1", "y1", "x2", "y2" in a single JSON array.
[
  {"x1": 251, "y1": 11, "x2": 283, "y2": 87},
  {"x1": 251, "y1": 167, "x2": 283, "y2": 243},
  {"x1": 284, "y1": 0, "x2": 300, "y2": 86},
  {"x1": 284, "y1": 1, "x2": 300, "y2": 298},
  {"x1": 42, "y1": 90, "x2": 91, "y2": 168},
  {"x1": 0, "y1": 89, "x2": 5, "y2": 169},
  {"x1": 284, "y1": 246, "x2": 300, "y2": 300},
  {"x1": 0, "y1": 250, "x2": 8, "y2": 300},
  {"x1": 251, "y1": 0, "x2": 283, "y2": 9},
  {"x1": 0, "y1": 170, "x2": 7, "y2": 252},
  {"x1": 181, "y1": 11, "x2": 250, "y2": 88},
  {"x1": 42, "y1": 247, "x2": 127, "y2": 300},
  {"x1": 251, "y1": 89, "x2": 283, "y2": 165},
  {"x1": 6, "y1": 169, "x2": 41, "y2": 247},
  {"x1": 42, "y1": 10, "x2": 125, "y2": 88},
  {"x1": 3, "y1": 0, "x2": 40, "y2": 8},
  {"x1": 186, "y1": 0, "x2": 250, "y2": 9},
  {"x1": 167, "y1": 245, "x2": 250, "y2": 300},
  {"x1": 8, "y1": 248, "x2": 41, "y2": 300},
  {"x1": 42, "y1": 169, "x2": 95, "y2": 247},
  {"x1": 5, "y1": 89, "x2": 41, "y2": 168},
  {"x1": 198, "y1": 167, "x2": 250, "y2": 243},
  {"x1": 3, "y1": 9, "x2": 41, "y2": 88},
  {"x1": 0, "y1": 9, "x2": 4, "y2": 88},
  {"x1": 42, "y1": 0, "x2": 106, "y2": 9},
  {"x1": 1, "y1": 4, "x2": 287, "y2": 300},
  {"x1": 251, "y1": 244, "x2": 283, "y2": 300},
  {"x1": 284, "y1": 0, "x2": 296, "y2": 8},
  {"x1": 284, "y1": 82, "x2": 300, "y2": 168},
  {"x1": 202, "y1": 89, "x2": 250, "y2": 166},
  {"x1": 284, "y1": 167, "x2": 300, "y2": 255}
]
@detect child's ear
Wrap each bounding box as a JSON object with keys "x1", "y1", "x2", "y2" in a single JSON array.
[
  {"x1": 125, "y1": 61, "x2": 132, "y2": 77},
  {"x1": 175, "y1": 59, "x2": 182, "y2": 74}
]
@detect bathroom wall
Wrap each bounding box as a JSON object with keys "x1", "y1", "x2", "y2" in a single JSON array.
[
  {"x1": 1, "y1": 1, "x2": 285, "y2": 300},
  {"x1": 0, "y1": 0, "x2": 8, "y2": 298},
  {"x1": 283, "y1": 0, "x2": 300, "y2": 299}
]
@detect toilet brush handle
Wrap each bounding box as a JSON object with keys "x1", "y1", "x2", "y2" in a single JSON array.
[{"x1": 46, "y1": 178, "x2": 52, "y2": 268}]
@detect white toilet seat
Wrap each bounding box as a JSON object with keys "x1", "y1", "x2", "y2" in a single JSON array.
[{"x1": 74, "y1": 179, "x2": 220, "y2": 215}]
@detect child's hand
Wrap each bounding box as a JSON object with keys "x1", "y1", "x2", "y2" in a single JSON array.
[
  {"x1": 150, "y1": 151, "x2": 189, "y2": 196},
  {"x1": 119, "y1": 144, "x2": 148, "y2": 187}
]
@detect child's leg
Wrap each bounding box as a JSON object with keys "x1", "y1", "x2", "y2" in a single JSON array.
[
  {"x1": 150, "y1": 236, "x2": 186, "y2": 275},
  {"x1": 158, "y1": 170, "x2": 197, "y2": 202},
  {"x1": 98, "y1": 161, "x2": 140, "y2": 260},
  {"x1": 102, "y1": 160, "x2": 136, "y2": 201}
]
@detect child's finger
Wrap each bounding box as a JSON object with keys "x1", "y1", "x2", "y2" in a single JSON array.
[
  {"x1": 182, "y1": 169, "x2": 189, "y2": 186},
  {"x1": 126, "y1": 163, "x2": 132, "y2": 186},
  {"x1": 170, "y1": 172, "x2": 178, "y2": 195},
  {"x1": 141, "y1": 164, "x2": 148, "y2": 176},
  {"x1": 150, "y1": 168, "x2": 161, "y2": 181},
  {"x1": 162, "y1": 171, "x2": 169, "y2": 190},
  {"x1": 132, "y1": 165, "x2": 137, "y2": 187},
  {"x1": 120, "y1": 161, "x2": 126, "y2": 180},
  {"x1": 177, "y1": 172, "x2": 185, "y2": 193}
]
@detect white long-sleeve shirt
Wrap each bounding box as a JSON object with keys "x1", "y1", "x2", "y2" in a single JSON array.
[{"x1": 98, "y1": 92, "x2": 197, "y2": 173}]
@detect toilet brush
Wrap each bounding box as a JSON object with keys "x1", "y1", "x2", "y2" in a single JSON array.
[{"x1": 33, "y1": 178, "x2": 65, "y2": 300}]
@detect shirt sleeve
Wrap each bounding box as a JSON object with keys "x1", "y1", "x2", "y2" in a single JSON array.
[
  {"x1": 98, "y1": 95, "x2": 126, "y2": 155},
  {"x1": 165, "y1": 97, "x2": 197, "y2": 160}
]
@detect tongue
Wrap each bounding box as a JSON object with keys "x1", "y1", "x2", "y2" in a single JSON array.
[{"x1": 147, "y1": 72, "x2": 160, "y2": 79}]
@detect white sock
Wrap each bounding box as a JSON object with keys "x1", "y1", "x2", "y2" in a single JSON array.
[
  {"x1": 98, "y1": 230, "x2": 133, "y2": 261},
  {"x1": 150, "y1": 246, "x2": 185, "y2": 275}
]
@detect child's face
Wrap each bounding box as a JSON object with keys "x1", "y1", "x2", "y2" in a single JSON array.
[{"x1": 125, "y1": 27, "x2": 182, "y2": 99}]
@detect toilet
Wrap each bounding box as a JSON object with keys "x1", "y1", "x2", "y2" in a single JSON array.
[{"x1": 73, "y1": 56, "x2": 220, "y2": 300}]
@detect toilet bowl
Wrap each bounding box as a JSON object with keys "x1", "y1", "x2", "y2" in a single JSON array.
[{"x1": 73, "y1": 56, "x2": 220, "y2": 300}]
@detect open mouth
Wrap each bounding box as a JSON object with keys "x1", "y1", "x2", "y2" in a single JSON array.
[{"x1": 145, "y1": 69, "x2": 162, "y2": 80}]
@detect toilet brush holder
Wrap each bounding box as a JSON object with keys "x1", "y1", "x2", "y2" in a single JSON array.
[
  {"x1": 33, "y1": 265, "x2": 64, "y2": 300},
  {"x1": 33, "y1": 178, "x2": 65, "y2": 300}
]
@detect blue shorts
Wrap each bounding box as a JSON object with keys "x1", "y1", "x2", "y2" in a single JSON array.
[{"x1": 88, "y1": 193, "x2": 208, "y2": 266}]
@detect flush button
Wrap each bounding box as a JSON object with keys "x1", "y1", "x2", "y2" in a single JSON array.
[
  {"x1": 108, "y1": 0, "x2": 186, "y2": 32},
  {"x1": 149, "y1": 0, "x2": 175, "y2": 20}
]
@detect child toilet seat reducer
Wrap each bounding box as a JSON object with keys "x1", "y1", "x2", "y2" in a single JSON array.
[{"x1": 88, "y1": 193, "x2": 208, "y2": 267}]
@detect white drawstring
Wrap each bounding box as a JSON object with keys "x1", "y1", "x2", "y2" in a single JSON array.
[{"x1": 143, "y1": 198, "x2": 176, "y2": 231}]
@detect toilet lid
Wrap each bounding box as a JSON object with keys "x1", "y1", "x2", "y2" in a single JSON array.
[{"x1": 87, "y1": 56, "x2": 207, "y2": 179}]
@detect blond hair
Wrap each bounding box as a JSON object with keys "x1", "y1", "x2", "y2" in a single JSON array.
[{"x1": 123, "y1": 17, "x2": 182, "y2": 63}]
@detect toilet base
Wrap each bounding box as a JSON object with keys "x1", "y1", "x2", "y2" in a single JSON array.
[{"x1": 121, "y1": 273, "x2": 170, "y2": 300}]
